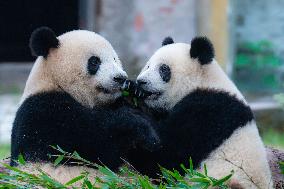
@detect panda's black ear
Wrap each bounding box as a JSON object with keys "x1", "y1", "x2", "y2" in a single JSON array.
[
  {"x1": 162, "y1": 37, "x2": 174, "y2": 46},
  {"x1": 190, "y1": 36, "x2": 214, "y2": 65},
  {"x1": 29, "y1": 27, "x2": 59, "y2": 58}
]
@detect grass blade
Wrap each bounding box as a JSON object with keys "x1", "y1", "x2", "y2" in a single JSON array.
[
  {"x1": 65, "y1": 174, "x2": 85, "y2": 186},
  {"x1": 54, "y1": 155, "x2": 64, "y2": 166}
]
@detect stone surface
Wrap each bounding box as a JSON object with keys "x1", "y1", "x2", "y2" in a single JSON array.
[
  {"x1": 0, "y1": 63, "x2": 32, "y2": 94},
  {"x1": 267, "y1": 147, "x2": 284, "y2": 188}
]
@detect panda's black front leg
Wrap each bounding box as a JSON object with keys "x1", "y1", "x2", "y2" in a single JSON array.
[
  {"x1": 109, "y1": 106, "x2": 161, "y2": 151},
  {"x1": 92, "y1": 105, "x2": 161, "y2": 170}
]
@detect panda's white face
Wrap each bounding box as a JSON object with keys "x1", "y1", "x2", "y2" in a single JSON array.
[
  {"x1": 47, "y1": 30, "x2": 127, "y2": 107},
  {"x1": 137, "y1": 37, "x2": 244, "y2": 111},
  {"x1": 137, "y1": 43, "x2": 203, "y2": 110}
]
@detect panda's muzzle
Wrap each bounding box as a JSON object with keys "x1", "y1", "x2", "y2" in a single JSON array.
[
  {"x1": 143, "y1": 90, "x2": 162, "y2": 100},
  {"x1": 135, "y1": 79, "x2": 162, "y2": 99},
  {"x1": 113, "y1": 75, "x2": 127, "y2": 84},
  {"x1": 96, "y1": 75, "x2": 127, "y2": 94},
  {"x1": 97, "y1": 85, "x2": 112, "y2": 94},
  {"x1": 96, "y1": 84, "x2": 122, "y2": 94}
]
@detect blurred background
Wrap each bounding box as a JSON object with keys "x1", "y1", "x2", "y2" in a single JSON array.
[{"x1": 0, "y1": 0, "x2": 284, "y2": 159}]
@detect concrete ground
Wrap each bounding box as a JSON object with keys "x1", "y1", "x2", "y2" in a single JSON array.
[
  {"x1": 0, "y1": 63, "x2": 31, "y2": 143},
  {"x1": 0, "y1": 94, "x2": 20, "y2": 143},
  {"x1": 0, "y1": 63, "x2": 32, "y2": 94}
]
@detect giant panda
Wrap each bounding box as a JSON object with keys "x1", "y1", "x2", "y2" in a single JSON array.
[
  {"x1": 11, "y1": 27, "x2": 159, "y2": 184},
  {"x1": 130, "y1": 37, "x2": 273, "y2": 188}
]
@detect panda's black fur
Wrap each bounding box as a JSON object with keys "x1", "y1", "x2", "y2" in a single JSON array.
[
  {"x1": 159, "y1": 64, "x2": 171, "y2": 83},
  {"x1": 128, "y1": 88, "x2": 253, "y2": 177},
  {"x1": 162, "y1": 37, "x2": 174, "y2": 46},
  {"x1": 190, "y1": 36, "x2": 214, "y2": 65},
  {"x1": 11, "y1": 91, "x2": 159, "y2": 170},
  {"x1": 29, "y1": 27, "x2": 59, "y2": 58}
]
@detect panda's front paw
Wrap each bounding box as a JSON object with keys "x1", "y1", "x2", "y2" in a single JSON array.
[
  {"x1": 135, "y1": 125, "x2": 161, "y2": 152},
  {"x1": 109, "y1": 119, "x2": 161, "y2": 152}
]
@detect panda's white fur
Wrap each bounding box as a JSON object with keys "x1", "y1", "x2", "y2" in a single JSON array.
[
  {"x1": 22, "y1": 30, "x2": 127, "y2": 107},
  {"x1": 136, "y1": 40, "x2": 272, "y2": 188}
]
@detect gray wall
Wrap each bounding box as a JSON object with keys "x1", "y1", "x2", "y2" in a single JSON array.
[{"x1": 97, "y1": 0, "x2": 196, "y2": 78}]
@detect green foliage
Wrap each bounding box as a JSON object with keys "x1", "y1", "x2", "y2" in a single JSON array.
[
  {"x1": 122, "y1": 89, "x2": 138, "y2": 107},
  {"x1": 235, "y1": 40, "x2": 281, "y2": 69},
  {"x1": 274, "y1": 93, "x2": 284, "y2": 108},
  {"x1": 234, "y1": 40, "x2": 283, "y2": 91},
  {"x1": 261, "y1": 128, "x2": 284, "y2": 149},
  {"x1": 122, "y1": 90, "x2": 130, "y2": 97},
  {"x1": 274, "y1": 89, "x2": 284, "y2": 176},
  {"x1": 279, "y1": 162, "x2": 284, "y2": 175},
  {"x1": 0, "y1": 144, "x2": 10, "y2": 160},
  {"x1": 0, "y1": 146, "x2": 233, "y2": 189}
]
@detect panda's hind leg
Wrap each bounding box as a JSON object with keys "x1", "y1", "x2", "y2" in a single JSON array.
[{"x1": 200, "y1": 122, "x2": 273, "y2": 189}]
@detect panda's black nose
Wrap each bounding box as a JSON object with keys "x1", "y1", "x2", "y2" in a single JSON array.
[
  {"x1": 137, "y1": 79, "x2": 147, "y2": 86},
  {"x1": 114, "y1": 75, "x2": 127, "y2": 84}
]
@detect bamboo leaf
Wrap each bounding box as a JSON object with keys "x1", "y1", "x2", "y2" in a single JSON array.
[
  {"x1": 65, "y1": 175, "x2": 85, "y2": 186},
  {"x1": 18, "y1": 154, "x2": 26, "y2": 166},
  {"x1": 54, "y1": 155, "x2": 64, "y2": 166},
  {"x1": 212, "y1": 172, "x2": 233, "y2": 186},
  {"x1": 203, "y1": 164, "x2": 208, "y2": 176},
  {"x1": 189, "y1": 157, "x2": 194, "y2": 175},
  {"x1": 122, "y1": 90, "x2": 129, "y2": 97},
  {"x1": 279, "y1": 161, "x2": 284, "y2": 175},
  {"x1": 189, "y1": 177, "x2": 210, "y2": 183}
]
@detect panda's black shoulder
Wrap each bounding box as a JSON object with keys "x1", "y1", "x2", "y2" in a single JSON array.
[
  {"x1": 170, "y1": 88, "x2": 254, "y2": 131},
  {"x1": 23, "y1": 91, "x2": 80, "y2": 107},
  {"x1": 19, "y1": 91, "x2": 82, "y2": 112},
  {"x1": 13, "y1": 91, "x2": 87, "y2": 130},
  {"x1": 159, "y1": 89, "x2": 254, "y2": 169},
  {"x1": 11, "y1": 91, "x2": 92, "y2": 164}
]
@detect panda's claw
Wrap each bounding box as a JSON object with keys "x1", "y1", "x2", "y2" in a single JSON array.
[
  {"x1": 122, "y1": 80, "x2": 133, "y2": 90},
  {"x1": 122, "y1": 81, "x2": 127, "y2": 90}
]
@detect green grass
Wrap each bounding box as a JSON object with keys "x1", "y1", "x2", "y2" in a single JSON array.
[
  {"x1": 280, "y1": 161, "x2": 284, "y2": 175},
  {"x1": 0, "y1": 146, "x2": 233, "y2": 189},
  {"x1": 0, "y1": 144, "x2": 10, "y2": 160},
  {"x1": 261, "y1": 129, "x2": 284, "y2": 149},
  {"x1": 0, "y1": 128, "x2": 283, "y2": 188},
  {"x1": 0, "y1": 84, "x2": 22, "y2": 94}
]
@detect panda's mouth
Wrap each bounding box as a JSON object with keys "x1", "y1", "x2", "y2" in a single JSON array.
[
  {"x1": 96, "y1": 85, "x2": 121, "y2": 94},
  {"x1": 143, "y1": 90, "x2": 162, "y2": 100}
]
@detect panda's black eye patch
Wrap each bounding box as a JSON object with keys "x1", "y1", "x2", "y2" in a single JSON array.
[
  {"x1": 159, "y1": 64, "x2": 171, "y2": 83},
  {"x1": 87, "y1": 56, "x2": 101, "y2": 75}
]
